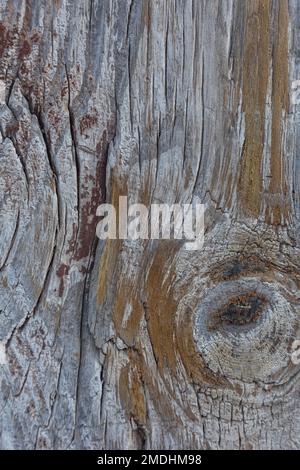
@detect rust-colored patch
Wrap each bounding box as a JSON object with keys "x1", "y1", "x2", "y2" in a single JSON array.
[
  {"x1": 238, "y1": 0, "x2": 270, "y2": 218},
  {"x1": 79, "y1": 113, "x2": 98, "y2": 136},
  {"x1": 6, "y1": 122, "x2": 20, "y2": 135},
  {"x1": 73, "y1": 171, "x2": 101, "y2": 260},
  {"x1": 72, "y1": 128, "x2": 112, "y2": 261},
  {"x1": 57, "y1": 263, "x2": 69, "y2": 297},
  {"x1": 0, "y1": 22, "x2": 7, "y2": 57},
  {"x1": 47, "y1": 107, "x2": 61, "y2": 128},
  {"x1": 18, "y1": 38, "x2": 31, "y2": 59},
  {"x1": 30, "y1": 31, "x2": 41, "y2": 44},
  {"x1": 61, "y1": 85, "x2": 68, "y2": 98}
]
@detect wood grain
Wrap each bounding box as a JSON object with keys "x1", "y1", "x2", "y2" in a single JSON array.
[{"x1": 0, "y1": 0, "x2": 299, "y2": 450}]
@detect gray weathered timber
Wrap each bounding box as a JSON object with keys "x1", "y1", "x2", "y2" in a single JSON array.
[{"x1": 0, "y1": 0, "x2": 300, "y2": 449}]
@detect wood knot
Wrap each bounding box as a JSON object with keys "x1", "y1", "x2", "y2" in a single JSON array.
[{"x1": 193, "y1": 278, "x2": 296, "y2": 382}]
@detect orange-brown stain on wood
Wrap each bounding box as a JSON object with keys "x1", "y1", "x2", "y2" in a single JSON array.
[
  {"x1": 176, "y1": 304, "x2": 228, "y2": 389},
  {"x1": 238, "y1": 0, "x2": 271, "y2": 218},
  {"x1": 96, "y1": 175, "x2": 146, "y2": 346},
  {"x1": 145, "y1": 242, "x2": 227, "y2": 389},
  {"x1": 144, "y1": 242, "x2": 179, "y2": 373},
  {"x1": 97, "y1": 173, "x2": 126, "y2": 305},
  {"x1": 118, "y1": 349, "x2": 178, "y2": 425},
  {"x1": 266, "y1": 0, "x2": 289, "y2": 225}
]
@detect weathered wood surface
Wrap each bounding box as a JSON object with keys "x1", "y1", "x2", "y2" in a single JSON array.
[{"x1": 0, "y1": 0, "x2": 300, "y2": 449}]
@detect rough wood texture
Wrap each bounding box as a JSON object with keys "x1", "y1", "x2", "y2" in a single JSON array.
[{"x1": 0, "y1": 0, "x2": 300, "y2": 450}]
